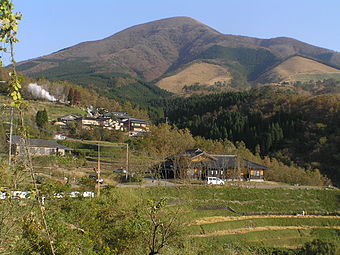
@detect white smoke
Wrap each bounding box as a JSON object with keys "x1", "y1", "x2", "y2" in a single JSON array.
[{"x1": 27, "y1": 83, "x2": 57, "y2": 102}]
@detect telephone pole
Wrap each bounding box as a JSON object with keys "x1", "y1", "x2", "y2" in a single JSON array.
[
  {"x1": 8, "y1": 107, "x2": 13, "y2": 166},
  {"x1": 97, "y1": 143, "x2": 101, "y2": 197},
  {"x1": 125, "y1": 143, "x2": 129, "y2": 180}
]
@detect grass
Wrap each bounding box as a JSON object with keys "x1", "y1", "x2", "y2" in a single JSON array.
[
  {"x1": 0, "y1": 95, "x2": 86, "y2": 121},
  {"x1": 118, "y1": 185, "x2": 340, "y2": 250},
  {"x1": 24, "y1": 99, "x2": 85, "y2": 120},
  {"x1": 201, "y1": 228, "x2": 338, "y2": 247},
  {"x1": 191, "y1": 217, "x2": 340, "y2": 234}
]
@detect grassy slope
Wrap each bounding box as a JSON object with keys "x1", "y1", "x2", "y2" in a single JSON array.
[
  {"x1": 0, "y1": 95, "x2": 86, "y2": 121},
  {"x1": 257, "y1": 56, "x2": 340, "y2": 83},
  {"x1": 123, "y1": 185, "x2": 340, "y2": 250},
  {"x1": 156, "y1": 62, "x2": 232, "y2": 93}
]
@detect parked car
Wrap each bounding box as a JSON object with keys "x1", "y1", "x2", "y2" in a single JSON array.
[
  {"x1": 11, "y1": 191, "x2": 31, "y2": 199},
  {"x1": 0, "y1": 191, "x2": 7, "y2": 200},
  {"x1": 70, "y1": 191, "x2": 81, "y2": 198},
  {"x1": 89, "y1": 174, "x2": 104, "y2": 184},
  {"x1": 83, "y1": 191, "x2": 95, "y2": 198},
  {"x1": 206, "y1": 177, "x2": 225, "y2": 185},
  {"x1": 113, "y1": 168, "x2": 127, "y2": 174}
]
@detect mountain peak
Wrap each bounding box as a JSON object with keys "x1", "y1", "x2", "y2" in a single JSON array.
[{"x1": 16, "y1": 17, "x2": 340, "y2": 86}]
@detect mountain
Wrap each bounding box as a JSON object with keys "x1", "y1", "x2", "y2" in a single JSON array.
[{"x1": 16, "y1": 17, "x2": 340, "y2": 94}]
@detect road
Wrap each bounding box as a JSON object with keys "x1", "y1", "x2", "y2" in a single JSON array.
[{"x1": 116, "y1": 177, "x2": 179, "y2": 187}]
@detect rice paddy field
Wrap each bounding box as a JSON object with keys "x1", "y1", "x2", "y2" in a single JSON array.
[{"x1": 123, "y1": 185, "x2": 340, "y2": 253}]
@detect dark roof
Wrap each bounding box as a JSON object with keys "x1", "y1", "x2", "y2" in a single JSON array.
[
  {"x1": 209, "y1": 155, "x2": 238, "y2": 168},
  {"x1": 166, "y1": 149, "x2": 268, "y2": 170},
  {"x1": 58, "y1": 114, "x2": 79, "y2": 121},
  {"x1": 122, "y1": 118, "x2": 149, "y2": 124},
  {"x1": 167, "y1": 148, "x2": 216, "y2": 161},
  {"x1": 12, "y1": 136, "x2": 71, "y2": 150},
  {"x1": 78, "y1": 117, "x2": 99, "y2": 121},
  {"x1": 243, "y1": 159, "x2": 268, "y2": 170},
  {"x1": 208, "y1": 155, "x2": 267, "y2": 170}
]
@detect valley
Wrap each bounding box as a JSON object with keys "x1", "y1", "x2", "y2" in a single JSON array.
[{"x1": 0, "y1": 5, "x2": 339, "y2": 254}]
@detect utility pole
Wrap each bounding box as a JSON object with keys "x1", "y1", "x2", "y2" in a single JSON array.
[
  {"x1": 125, "y1": 143, "x2": 129, "y2": 180},
  {"x1": 97, "y1": 143, "x2": 101, "y2": 197},
  {"x1": 128, "y1": 117, "x2": 130, "y2": 137},
  {"x1": 8, "y1": 107, "x2": 13, "y2": 166}
]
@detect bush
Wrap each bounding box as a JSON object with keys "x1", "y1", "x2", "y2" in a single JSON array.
[{"x1": 300, "y1": 239, "x2": 336, "y2": 255}]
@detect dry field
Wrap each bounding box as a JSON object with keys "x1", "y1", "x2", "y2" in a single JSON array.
[{"x1": 156, "y1": 62, "x2": 232, "y2": 93}]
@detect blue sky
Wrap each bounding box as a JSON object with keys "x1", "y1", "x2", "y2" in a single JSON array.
[{"x1": 4, "y1": 0, "x2": 339, "y2": 64}]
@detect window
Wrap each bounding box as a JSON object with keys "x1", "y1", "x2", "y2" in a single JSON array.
[{"x1": 254, "y1": 170, "x2": 260, "y2": 177}]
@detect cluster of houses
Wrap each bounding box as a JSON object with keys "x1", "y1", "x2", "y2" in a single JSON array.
[
  {"x1": 10, "y1": 106, "x2": 268, "y2": 182},
  {"x1": 11, "y1": 135, "x2": 268, "y2": 182},
  {"x1": 159, "y1": 148, "x2": 267, "y2": 181},
  {"x1": 54, "y1": 110, "x2": 149, "y2": 137}
]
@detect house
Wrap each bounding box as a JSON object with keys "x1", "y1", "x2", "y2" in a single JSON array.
[
  {"x1": 54, "y1": 133, "x2": 67, "y2": 140},
  {"x1": 159, "y1": 148, "x2": 267, "y2": 181},
  {"x1": 121, "y1": 118, "x2": 150, "y2": 136},
  {"x1": 206, "y1": 155, "x2": 267, "y2": 181},
  {"x1": 11, "y1": 136, "x2": 71, "y2": 156},
  {"x1": 53, "y1": 121, "x2": 67, "y2": 128},
  {"x1": 58, "y1": 114, "x2": 79, "y2": 123},
  {"x1": 76, "y1": 116, "x2": 123, "y2": 131},
  {"x1": 76, "y1": 116, "x2": 102, "y2": 129}
]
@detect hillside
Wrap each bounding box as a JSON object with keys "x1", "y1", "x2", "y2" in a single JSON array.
[
  {"x1": 257, "y1": 56, "x2": 340, "y2": 83},
  {"x1": 156, "y1": 62, "x2": 232, "y2": 93},
  {"x1": 161, "y1": 89, "x2": 340, "y2": 186},
  {"x1": 16, "y1": 17, "x2": 340, "y2": 94}
]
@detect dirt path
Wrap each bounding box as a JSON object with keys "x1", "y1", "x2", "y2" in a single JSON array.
[
  {"x1": 193, "y1": 215, "x2": 340, "y2": 225},
  {"x1": 193, "y1": 225, "x2": 340, "y2": 237},
  {"x1": 116, "y1": 178, "x2": 179, "y2": 187}
]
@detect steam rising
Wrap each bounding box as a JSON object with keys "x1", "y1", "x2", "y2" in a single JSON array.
[{"x1": 27, "y1": 83, "x2": 57, "y2": 102}]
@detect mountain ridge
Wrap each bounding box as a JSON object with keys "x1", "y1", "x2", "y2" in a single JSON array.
[{"x1": 16, "y1": 16, "x2": 340, "y2": 93}]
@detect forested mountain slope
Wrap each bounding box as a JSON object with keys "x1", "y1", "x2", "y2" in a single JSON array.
[{"x1": 161, "y1": 88, "x2": 340, "y2": 185}]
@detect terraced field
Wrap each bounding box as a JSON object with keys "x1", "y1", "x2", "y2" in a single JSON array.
[{"x1": 128, "y1": 185, "x2": 340, "y2": 252}]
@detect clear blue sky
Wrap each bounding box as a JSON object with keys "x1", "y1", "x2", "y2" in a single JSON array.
[{"x1": 5, "y1": 0, "x2": 339, "y2": 64}]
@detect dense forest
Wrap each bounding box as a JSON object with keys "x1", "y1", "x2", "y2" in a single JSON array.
[{"x1": 155, "y1": 87, "x2": 340, "y2": 185}]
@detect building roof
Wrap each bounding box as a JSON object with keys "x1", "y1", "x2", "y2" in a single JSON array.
[
  {"x1": 11, "y1": 136, "x2": 71, "y2": 150},
  {"x1": 243, "y1": 159, "x2": 268, "y2": 170},
  {"x1": 78, "y1": 116, "x2": 99, "y2": 121},
  {"x1": 207, "y1": 155, "x2": 267, "y2": 170},
  {"x1": 166, "y1": 149, "x2": 267, "y2": 170},
  {"x1": 209, "y1": 155, "x2": 238, "y2": 168},
  {"x1": 122, "y1": 118, "x2": 149, "y2": 124},
  {"x1": 167, "y1": 148, "x2": 216, "y2": 161},
  {"x1": 58, "y1": 114, "x2": 79, "y2": 121}
]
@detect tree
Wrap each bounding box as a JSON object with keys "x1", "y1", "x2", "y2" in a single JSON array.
[
  {"x1": 73, "y1": 89, "x2": 81, "y2": 105},
  {"x1": 36, "y1": 109, "x2": 48, "y2": 128},
  {"x1": 67, "y1": 88, "x2": 74, "y2": 105},
  {"x1": 146, "y1": 198, "x2": 184, "y2": 255}
]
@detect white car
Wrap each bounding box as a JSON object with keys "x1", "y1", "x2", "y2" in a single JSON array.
[
  {"x1": 11, "y1": 191, "x2": 31, "y2": 199},
  {"x1": 0, "y1": 191, "x2": 7, "y2": 200},
  {"x1": 70, "y1": 191, "x2": 81, "y2": 198},
  {"x1": 206, "y1": 177, "x2": 225, "y2": 185},
  {"x1": 83, "y1": 191, "x2": 95, "y2": 198}
]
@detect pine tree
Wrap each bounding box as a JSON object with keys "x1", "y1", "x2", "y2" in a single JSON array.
[
  {"x1": 36, "y1": 109, "x2": 48, "y2": 128},
  {"x1": 67, "y1": 88, "x2": 74, "y2": 105}
]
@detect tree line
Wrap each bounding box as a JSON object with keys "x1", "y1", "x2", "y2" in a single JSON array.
[{"x1": 158, "y1": 87, "x2": 340, "y2": 185}]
